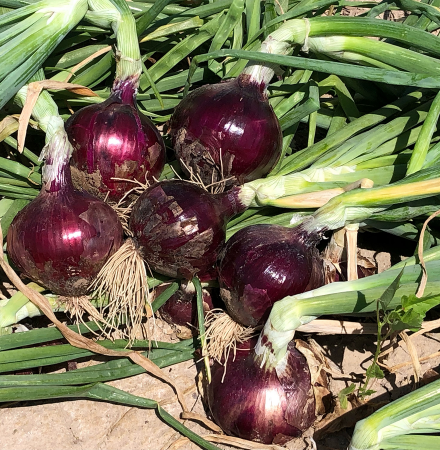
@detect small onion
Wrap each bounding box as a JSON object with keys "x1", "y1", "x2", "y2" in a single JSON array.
[
  {"x1": 129, "y1": 179, "x2": 247, "y2": 280},
  {"x1": 7, "y1": 122, "x2": 123, "y2": 296},
  {"x1": 170, "y1": 73, "x2": 282, "y2": 187},
  {"x1": 218, "y1": 224, "x2": 324, "y2": 327},
  {"x1": 66, "y1": 79, "x2": 166, "y2": 202},
  {"x1": 155, "y1": 281, "x2": 215, "y2": 327},
  {"x1": 207, "y1": 337, "x2": 328, "y2": 445}
]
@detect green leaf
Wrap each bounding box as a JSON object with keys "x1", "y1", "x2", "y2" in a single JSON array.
[
  {"x1": 338, "y1": 383, "x2": 356, "y2": 410},
  {"x1": 388, "y1": 293, "x2": 440, "y2": 332},
  {"x1": 360, "y1": 388, "x2": 377, "y2": 397},
  {"x1": 388, "y1": 307, "x2": 423, "y2": 332},
  {"x1": 366, "y1": 363, "x2": 385, "y2": 380},
  {"x1": 379, "y1": 268, "x2": 404, "y2": 311}
]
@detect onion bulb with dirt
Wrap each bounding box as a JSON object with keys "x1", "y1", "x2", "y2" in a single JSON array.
[
  {"x1": 65, "y1": 2, "x2": 165, "y2": 202},
  {"x1": 207, "y1": 336, "x2": 332, "y2": 445},
  {"x1": 7, "y1": 116, "x2": 123, "y2": 297},
  {"x1": 154, "y1": 280, "x2": 215, "y2": 329},
  {"x1": 169, "y1": 35, "x2": 292, "y2": 187}
]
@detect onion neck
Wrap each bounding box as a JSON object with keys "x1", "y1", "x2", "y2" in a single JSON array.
[
  {"x1": 216, "y1": 186, "x2": 249, "y2": 220},
  {"x1": 240, "y1": 33, "x2": 292, "y2": 91},
  {"x1": 110, "y1": 0, "x2": 142, "y2": 89},
  {"x1": 111, "y1": 77, "x2": 138, "y2": 105},
  {"x1": 41, "y1": 117, "x2": 75, "y2": 193}
]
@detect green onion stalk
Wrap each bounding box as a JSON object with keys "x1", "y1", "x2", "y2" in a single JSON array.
[
  {"x1": 349, "y1": 377, "x2": 440, "y2": 450},
  {"x1": 259, "y1": 16, "x2": 440, "y2": 75},
  {"x1": 0, "y1": 0, "x2": 89, "y2": 109},
  {"x1": 255, "y1": 167, "x2": 440, "y2": 367}
]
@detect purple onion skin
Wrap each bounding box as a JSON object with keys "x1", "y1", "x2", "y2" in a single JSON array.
[
  {"x1": 7, "y1": 167, "x2": 123, "y2": 297},
  {"x1": 170, "y1": 74, "x2": 282, "y2": 187},
  {"x1": 218, "y1": 224, "x2": 324, "y2": 327},
  {"x1": 66, "y1": 79, "x2": 166, "y2": 202},
  {"x1": 130, "y1": 180, "x2": 246, "y2": 280},
  {"x1": 157, "y1": 283, "x2": 215, "y2": 327},
  {"x1": 208, "y1": 337, "x2": 316, "y2": 445}
]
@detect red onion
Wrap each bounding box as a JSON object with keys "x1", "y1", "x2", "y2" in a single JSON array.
[
  {"x1": 218, "y1": 224, "x2": 324, "y2": 327},
  {"x1": 129, "y1": 179, "x2": 247, "y2": 280},
  {"x1": 7, "y1": 121, "x2": 123, "y2": 296},
  {"x1": 156, "y1": 281, "x2": 215, "y2": 327},
  {"x1": 66, "y1": 79, "x2": 166, "y2": 202},
  {"x1": 207, "y1": 336, "x2": 329, "y2": 445},
  {"x1": 169, "y1": 72, "x2": 282, "y2": 187}
]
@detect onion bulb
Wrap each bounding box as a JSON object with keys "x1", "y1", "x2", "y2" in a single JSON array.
[
  {"x1": 129, "y1": 179, "x2": 247, "y2": 280},
  {"x1": 170, "y1": 72, "x2": 282, "y2": 187},
  {"x1": 7, "y1": 118, "x2": 123, "y2": 296},
  {"x1": 66, "y1": 79, "x2": 166, "y2": 202},
  {"x1": 218, "y1": 224, "x2": 324, "y2": 327},
  {"x1": 155, "y1": 281, "x2": 214, "y2": 327},
  {"x1": 207, "y1": 337, "x2": 331, "y2": 445}
]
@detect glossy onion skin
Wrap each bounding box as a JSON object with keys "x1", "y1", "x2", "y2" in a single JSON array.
[
  {"x1": 66, "y1": 81, "x2": 166, "y2": 202},
  {"x1": 7, "y1": 189, "x2": 123, "y2": 296},
  {"x1": 170, "y1": 75, "x2": 282, "y2": 186},
  {"x1": 207, "y1": 337, "x2": 316, "y2": 445},
  {"x1": 130, "y1": 180, "x2": 245, "y2": 280},
  {"x1": 218, "y1": 224, "x2": 324, "y2": 327}
]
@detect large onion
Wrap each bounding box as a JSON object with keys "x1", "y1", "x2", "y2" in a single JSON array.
[
  {"x1": 170, "y1": 72, "x2": 282, "y2": 187},
  {"x1": 7, "y1": 120, "x2": 123, "y2": 296},
  {"x1": 218, "y1": 224, "x2": 325, "y2": 327},
  {"x1": 66, "y1": 79, "x2": 166, "y2": 202}
]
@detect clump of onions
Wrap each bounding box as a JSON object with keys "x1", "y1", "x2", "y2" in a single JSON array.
[
  {"x1": 65, "y1": 2, "x2": 165, "y2": 202},
  {"x1": 169, "y1": 38, "x2": 291, "y2": 187},
  {"x1": 207, "y1": 336, "x2": 331, "y2": 445},
  {"x1": 7, "y1": 117, "x2": 123, "y2": 297},
  {"x1": 207, "y1": 169, "x2": 440, "y2": 444},
  {"x1": 93, "y1": 178, "x2": 250, "y2": 324},
  {"x1": 218, "y1": 224, "x2": 325, "y2": 327}
]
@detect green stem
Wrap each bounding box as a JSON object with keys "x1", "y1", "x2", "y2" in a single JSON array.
[
  {"x1": 307, "y1": 35, "x2": 440, "y2": 75},
  {"x1": 109, "y1": 0, "x2": 142, "y2": 83},
  {"x1": 407, "y1": 90, "x2": 440, "y2": 175},
  {"x1": 304, "y1": 167, "x2": 440, "y2": 234},
  {"x1": 349, "y1": 379, "x2": 440, "y2": 450}
]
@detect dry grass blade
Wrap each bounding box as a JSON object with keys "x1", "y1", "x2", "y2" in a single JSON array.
[
  {"x1": 0, "y1": 115, "x2": 20, "y2": 142},
  {"x1": 345, "y1": 223, "x2": 359, "y2": 281},
  {"x1": 17, "y1": 79, "x2": 97, "y2": 153},
  {"x1": 205, "y1": 310, "x2": 257, "y2": 364},
  {"x1": 37, "y1": 80, "x2": 98, "y2": 97},
  {"x1": 90, "y1": 239, "x2": 152, "y2": 342},
  {"x1": 63, "y1": 46, "x2": 111, "y2": 83},
  {"x1": 18, "y1": 81, "x2": 43, "y2": 153},
  {"x1": 297, "y1": 319, "x2": 379, "y2": 334},
  {"x1": 180, "y1": 412, "x2": 222, "y2": 433},
  {"x1": 0, "y1": 227, "x2": 187, "y2": 412},
  {"x1": 399, "y1": 330, "x2": 422, "y2": 383}
]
